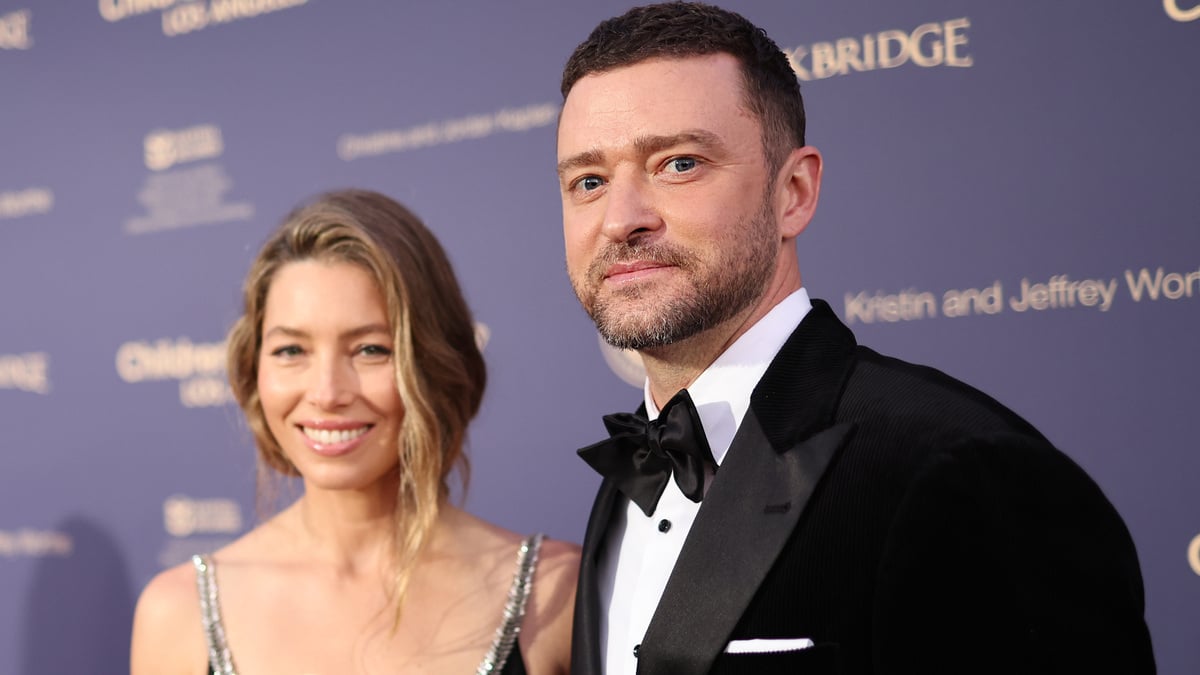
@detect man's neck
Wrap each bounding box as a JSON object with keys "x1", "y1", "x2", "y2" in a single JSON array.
[
  {"x1": 640, "y1": 330, "x2": 735, "y2": 407},
  {"x1": 642, "y1": 284, "x2": 800, "y2": 407}
]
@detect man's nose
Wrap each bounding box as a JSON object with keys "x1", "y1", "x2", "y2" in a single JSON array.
[{"x1": 600, "y1": 177, "x2": 662, "y2": 243}]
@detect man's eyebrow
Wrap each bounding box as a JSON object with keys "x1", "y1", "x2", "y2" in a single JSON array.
[
  {"x1": 634, "y1": 130, "x2": 725, "y2": 157},
  {"x1": 556, "y1": 130, "x2": 726, "y2": 179},
  {"x1": 557, "y1": 149, "x2": 606, "y2": 178}
]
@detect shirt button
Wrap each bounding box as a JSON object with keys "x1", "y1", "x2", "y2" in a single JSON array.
[
  {"x1": 657, "y1": 519, "x2": 672, "y2": 533},
  {"x1": 633, "y1": 643, "x2": 641, "y2": 658}
]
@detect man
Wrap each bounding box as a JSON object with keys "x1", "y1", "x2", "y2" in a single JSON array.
[{"x1": 555, "y1": 3, "x2": 1154, "y2": 674}]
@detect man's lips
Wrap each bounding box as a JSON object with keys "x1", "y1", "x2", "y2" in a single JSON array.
[{"x1": 603, "y1": 260, "x2": 673, "y2": 282}]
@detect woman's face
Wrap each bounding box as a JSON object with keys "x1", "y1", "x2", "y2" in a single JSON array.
[{"x1": 257, "y1": 259, "x2": 404, "y2": 492}]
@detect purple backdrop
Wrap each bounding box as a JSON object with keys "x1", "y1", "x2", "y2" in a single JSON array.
[{"x1": 1, "y1": 2, "x2": 1197, "y2": 673}]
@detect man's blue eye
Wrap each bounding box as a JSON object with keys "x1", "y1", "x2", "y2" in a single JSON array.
[
  {"x1": 580, "y1": 176, "x2": 604, "y2": 191},
  {"x1": 670, "y1": 157, "x2": 697, "y2": 172}
]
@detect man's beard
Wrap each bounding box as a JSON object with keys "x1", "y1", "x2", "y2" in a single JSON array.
[{"x1": 573, "y1": 196, "x2": 778, "y2": 351}]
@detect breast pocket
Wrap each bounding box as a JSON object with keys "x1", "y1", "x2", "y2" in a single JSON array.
[{"x1": 710, "y1": 642, "x2": 840, "y2": 674}]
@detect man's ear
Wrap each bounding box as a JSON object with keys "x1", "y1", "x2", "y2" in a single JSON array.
[{"x1": 775, "y1": 146, "x2": 823, "y2": 239}]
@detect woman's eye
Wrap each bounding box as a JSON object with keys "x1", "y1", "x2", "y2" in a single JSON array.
[
  {"x1": 358, "y1": 344, "x2": 392, "y2": 357},
  {"x1": 270, "y1": 345, "x2": 303, "y2": 358},
  {"x1": 668, "y1": 157, "x2": 697, "y2": 173}
]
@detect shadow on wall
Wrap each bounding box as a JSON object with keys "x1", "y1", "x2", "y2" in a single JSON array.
[{"x1": 20, "y1": 516, "x2": 135, "y2": 675}]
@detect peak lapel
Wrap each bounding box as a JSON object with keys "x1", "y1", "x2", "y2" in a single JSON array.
[
  {"x1": 637, "y1": 413, "x2": 854, "y2": 675},
  {"x1": 636, "y1": 300, "x2": 860, "y2": 675}
]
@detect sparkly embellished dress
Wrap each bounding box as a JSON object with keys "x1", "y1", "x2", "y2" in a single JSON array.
[{"x1": 193, "y1": 533, "x2": 543, "y2": 675}]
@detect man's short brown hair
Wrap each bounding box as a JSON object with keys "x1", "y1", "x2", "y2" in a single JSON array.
[{"x1": 561, "y1": 2, "x2": 805, "y2": 172}]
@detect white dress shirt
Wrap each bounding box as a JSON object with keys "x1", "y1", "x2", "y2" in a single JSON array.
[{"x1": 598, "y1": 288, "x2": 813, "y2": 675}]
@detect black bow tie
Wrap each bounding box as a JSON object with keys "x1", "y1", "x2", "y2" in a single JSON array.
[{"x1": 577, "y1": 389, "x2": 717, "y2": 517}]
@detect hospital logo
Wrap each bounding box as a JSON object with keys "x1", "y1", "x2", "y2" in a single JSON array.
[
  {"x1": 115, "y1": 337, "x2": 234, "y2": 407},
  {"x1": 144, "y1": 124, "x2": 224, "y2": 171}
]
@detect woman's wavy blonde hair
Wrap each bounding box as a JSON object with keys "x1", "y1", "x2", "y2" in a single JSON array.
[{"x1": 225, "y1": 188, "x2": 486, "y2": 614}]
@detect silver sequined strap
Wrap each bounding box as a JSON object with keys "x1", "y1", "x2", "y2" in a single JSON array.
[
  {"x1": 476, "y1": 533, "x2": 544, "y2": 675},
  {"x1": 192, "y1": 554, "x2": 238, "y2": 675}
]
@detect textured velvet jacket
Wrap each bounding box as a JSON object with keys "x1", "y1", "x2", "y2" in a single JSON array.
[{"x1": 571, "y1": 300, "x2": 1154, "y2": 675}]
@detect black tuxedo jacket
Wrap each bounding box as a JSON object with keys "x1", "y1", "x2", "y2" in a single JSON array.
[{"x1": 571, "y1": 300, "x2": 1154, "y2": 675}]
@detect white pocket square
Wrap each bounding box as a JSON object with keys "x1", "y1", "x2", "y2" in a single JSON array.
[{"x1": 724, "y1": 638, "x2": 815, "y2": 654}]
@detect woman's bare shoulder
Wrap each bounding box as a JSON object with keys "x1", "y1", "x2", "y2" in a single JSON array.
[
  {"x1": 129, "y1": 518, "x2": 290, "y2": 675},
  {"x1": 130, "y1": 559, "x2": 207, "y2": 675},
  {"x1": 522, "y1": 536, "x2": 580, "y2": 675},
  {"x1": 429, "y1": 507, "x2": 580, "y2": 673}
]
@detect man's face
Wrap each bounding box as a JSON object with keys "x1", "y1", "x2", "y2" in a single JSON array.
[{"x1": 557, "y1": 54, "x2": 780, "y2": 351}]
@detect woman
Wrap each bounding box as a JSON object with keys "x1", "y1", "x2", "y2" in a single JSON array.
[{"x1": 131, "y1": 189, "x2": 577, "y2": 674}]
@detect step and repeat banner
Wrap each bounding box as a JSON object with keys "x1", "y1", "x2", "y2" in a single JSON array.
[{"x1": 1, "y1": 2, "x2": 1196, "y2": 672}]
